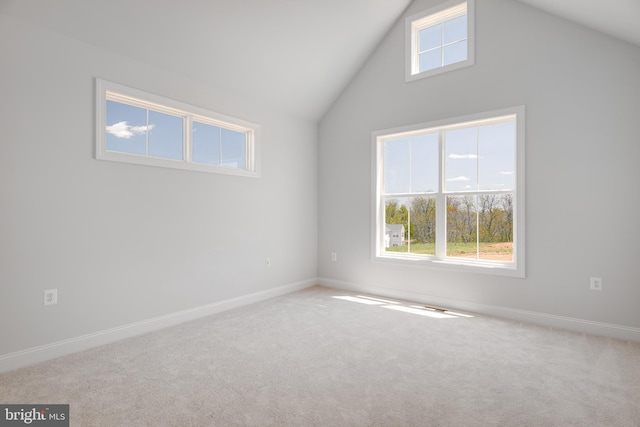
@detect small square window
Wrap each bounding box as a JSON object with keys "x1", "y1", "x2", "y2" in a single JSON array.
[{"x1": 406, "y1": 0, "x2": 474, "y2": 81}]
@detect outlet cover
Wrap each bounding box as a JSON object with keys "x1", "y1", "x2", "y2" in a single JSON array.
[
  {"x1": 44, "y1": 289, "x2": 58, "y2": 305},
  {"x1": 589, "y1": 277, "x2": 602, "y2": 291}
]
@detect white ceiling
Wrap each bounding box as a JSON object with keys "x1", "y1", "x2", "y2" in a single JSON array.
[
  {"x1": 516, "y1": 0, "x2": 640, "y2": 48},
  {"x1": 0, "y1": 0, "x2": 413, "y2": 121},
  {"x1": 2, "y1": 0, "x2": 638, "y2": 121}
]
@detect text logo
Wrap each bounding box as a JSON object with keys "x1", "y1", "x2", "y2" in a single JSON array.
[{"x1": 1, "y1": 405, "x2": 68, "y2": 426}]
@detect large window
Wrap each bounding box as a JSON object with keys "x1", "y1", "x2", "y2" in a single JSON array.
[
  {"x1": 96, "y1": 79, "x2": 260, "y2": 177},
  {"x1": 373, "y1": 107, "x2": 525, "y2": 277},
  {"x1": 406, "y1": 0, "x2": 474, "y2": 82}
]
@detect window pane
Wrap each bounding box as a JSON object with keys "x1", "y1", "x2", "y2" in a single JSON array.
[
  {"x1": 419, "y1": 49, "x2": 442, "y2": 72},
  {"x1": 443, "y1": 40, "x2": 467, "y2": 66},
  {"x1": 192, "y1": 121, "x2": 221, "y2": 165},
  {"x1": 148, "y1": 111, "x2": 184, "y2": 160},
  {"x1": 446, "y1": 195, "x2": 478, "y2": 258},
  {"x1": 410, "y1": 133, "x2": 439, "y2": 193},
  {"x1": 384, "y1": 138, "x2": 410, "y2": 194},
  {"x1": 443, "y1": 15, "x2": 467, "y2": 44},
  {"x1": 478, "y1": 194, "x2": 513, "y2": 261},
  {"x1": 419, "y1": 24, "x2": 442, "y2": 51},
  {"x1": 384, "y1": 197, "x2": 410, "y2": 252},
  {"x1": 445, "y1": 127, "x2": 478, "y2": 191},
  {"x1": 478, "y1": 121, "x2": 516, "y2": 191},
  {"x1": 221, "y1": 128, "x2": 246, "y2": 169},
  {"x1": 409, "y1": 196, "x2": 436, "y2": 255},
  {"x1": 105, "y1": 100, "x2": 148, "y2": 155}
]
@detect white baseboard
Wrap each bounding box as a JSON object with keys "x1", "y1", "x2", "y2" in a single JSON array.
[
  {"x1": 0, "y1": 279, "x2": 317, "y2": 373},
  {"x1": 318, "y1": 277, "x2": 640, "y2": 343}
]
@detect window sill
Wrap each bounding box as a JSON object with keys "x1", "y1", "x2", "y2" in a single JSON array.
[
  {"x1": 372, "y1": 253, "x2": 524, "y2": 278},
  {"x1": 405, "y1": 58, "x2": 474, "y2": 83},
  {"x1": 97, "y1": 150, "x2": 260, "y2": 178}
]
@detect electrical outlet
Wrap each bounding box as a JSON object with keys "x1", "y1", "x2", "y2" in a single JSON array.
[
  {"x1": 331, "y1": 252, "x2": 337, "y2": 262},
  {"x1": 589, "y1": 277, "x2": 602, "y2": 291},
  {"x1": 44, "y1": 289, "x2": 58, "y2": 305},
  {"x1": 265, "y1": 257, "x2": 271, "y2": 268}
]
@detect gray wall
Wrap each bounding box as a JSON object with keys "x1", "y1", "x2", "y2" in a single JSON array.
[
  {"x1": 2, "y1": 0, "x2": 640, "y2": 359},
  {"x1": 0, "y1": 14, "x2": 318, "y2": 355},
  {"x1": 318, "y1": 0, "x2": 640, "y2": 329}
]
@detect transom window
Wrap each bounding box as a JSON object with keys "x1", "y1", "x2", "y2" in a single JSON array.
[
  {"x1": 96, "y1": 79, "x2": 260, "y2": 177},
  {"x1": 406, "y1": 0, "x2": 474, "y2": 81},
  {"x1": 373, "y1": 107, "x2": 525, "y2": 277}
]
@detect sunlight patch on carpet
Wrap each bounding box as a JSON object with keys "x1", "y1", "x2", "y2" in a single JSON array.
[
  {"x1": 332, "y1": 294, "x2": 474, "y2": 319},
  {"x1": 383, "y1": 305, "x2": 456, "y2": 318}
]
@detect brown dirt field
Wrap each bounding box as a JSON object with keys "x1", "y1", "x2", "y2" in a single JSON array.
[
  {"x1": 456, "y1": 242, "x2": 513, "y2": 261},
  {"x1": 483, "y1": 242, "x2": 513, "y2": 250}
]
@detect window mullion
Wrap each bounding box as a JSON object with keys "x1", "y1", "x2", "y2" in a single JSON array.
[
  {"x1": 408, "y1": 139, "x2": 412, "y2": 253},
  {"x1": 219, "y1": 127, "x2": 223, "y2": 166},
  {"x1": 476, "y1": 128, "x2": 481, "y2": 257},
  {"x1": 407, "y1": 201, "x2": 412, "y2": 253},
  {"x1": 475, "y1": 197, "x2": 480, "y2": 259},
  {"x1": 145, "y1": 109, "x2": 150, "y2": 156},
  {"x1": 379, "y1": 195, "x2": 386, "y2": 255},
  {"x1": 245, "y1": 132, "x2": 251, "y2": 171},
  {"x1": 412, "y1": 23, "x2": 420, "y2": 75},
  {"x1": 436, "y1": 130, "x2": 446, "y2": 258},
  {"x1": 440, "y1": 23, "x2": 445, "y2": 67},
  {"x1": 184, "y1": 116, "x2": 191, "y2": 163}
]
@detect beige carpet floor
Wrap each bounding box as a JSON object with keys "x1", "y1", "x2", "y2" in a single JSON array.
[{"x1": 1, "y1": 285, "x2": 639, "y2": 426}]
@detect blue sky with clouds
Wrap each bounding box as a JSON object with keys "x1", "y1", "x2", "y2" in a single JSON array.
[
  {"x1": 384, "y1": 120, "x2": 516, "y2": 195},
  {"x1": 106, "y1": 100, "x2": 183, "y2": 160},
  {"x1": 106, "y1": 100, "x2": 247, "y2": 168}
]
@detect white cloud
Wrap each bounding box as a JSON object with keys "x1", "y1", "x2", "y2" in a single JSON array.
[
  {"x1": 448, "y1": 154, "x2": 478, "y2": 159},
  {"x1": 447, "y1": 176, "x2": 470, "y2": 182},
  {"x1": 106, "y1": 121, "x2": 154, "y2": 139}
]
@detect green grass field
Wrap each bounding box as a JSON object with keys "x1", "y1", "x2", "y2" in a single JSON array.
[{"x1": 387, "y1": 241, "x2": 512, "y2": 260}]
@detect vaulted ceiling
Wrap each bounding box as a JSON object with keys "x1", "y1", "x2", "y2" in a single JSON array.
[
  {"x1": 2, "y1": 0, "x2": 638, "y2": 122},
  {"x1": 516, "y1": 0, "x2": 640, "y2": 48},
  {"x1": 0, "y1": 0, "x2": 413, "y2": 121}
]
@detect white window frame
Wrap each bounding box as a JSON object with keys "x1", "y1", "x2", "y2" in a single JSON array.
[
  {"x1": 371, "y1": 106, "x2": 525, "y2": 278},
  {"x1": 405, "y1": 0, "x2": 475, "y2": 82},
  {"x1": 96, "y1": 78, "x2": 260, "y2": 177}
]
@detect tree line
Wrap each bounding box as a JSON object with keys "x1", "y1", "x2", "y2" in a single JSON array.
[{"x1": 386, "y1": 194, "x2": 513, "y2": 244}]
